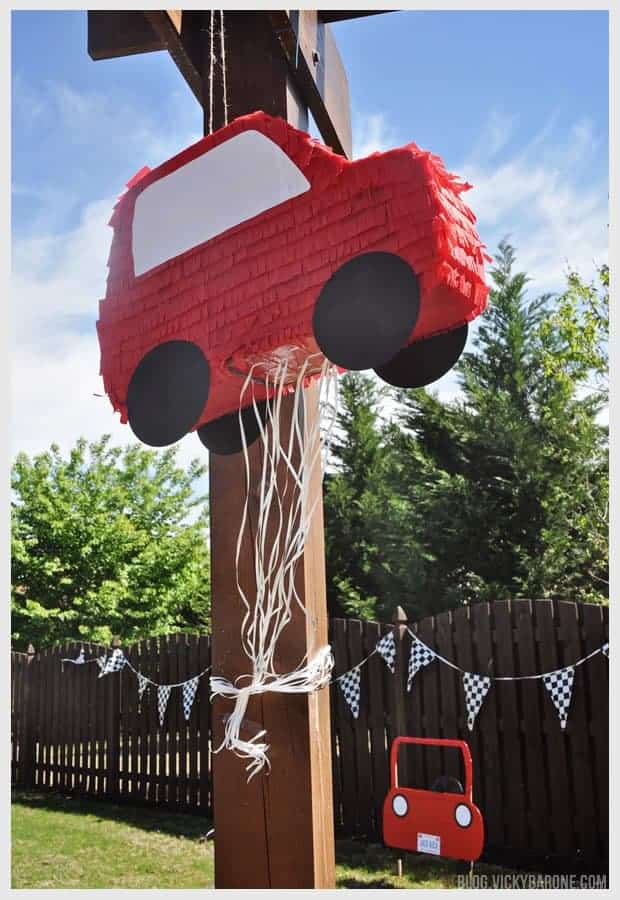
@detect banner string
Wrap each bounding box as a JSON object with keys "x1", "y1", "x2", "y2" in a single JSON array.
[
  {"x1": 123, "y1": 657, "x2": 211, "y2": 689},
  {"x1": 61, "y1": 633, "x2": 607, "y2": 688},
  {"x1": 405, "y1": 628, "x2": 607, "y2": 681}
]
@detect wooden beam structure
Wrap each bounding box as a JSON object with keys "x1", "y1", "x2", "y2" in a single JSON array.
[
  {"x1": 86, "y1": 8, "x2": 389, "y2": 888},
  {"x1": 87, "y1": 9, "x2": 362, "y2": 157}
]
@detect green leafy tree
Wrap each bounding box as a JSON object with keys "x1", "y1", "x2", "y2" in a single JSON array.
[{"x1": 11, "y1": 436, "x2": 211, "y2": 650}]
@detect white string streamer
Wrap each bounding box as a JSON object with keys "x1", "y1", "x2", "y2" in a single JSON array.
[{"x1": 210, "y1": 349, "x2": 339, "y2": 779}]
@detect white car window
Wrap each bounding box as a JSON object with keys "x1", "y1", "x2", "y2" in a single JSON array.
[{"x1": 132, "y1": 130, "x2": 310, "y2": 277}]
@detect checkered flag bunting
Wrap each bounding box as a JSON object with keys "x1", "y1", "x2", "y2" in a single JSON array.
[
  {"x1": 407, "y1": 637, "x2": 436, "y2": 691},
  {"x1": 137, "y1": 673, "x2": 149, "y2": 702},
  {"x1": 98, "y1": 647, "x2": 127, "y2": 678},
  {"x1": 182, "y1": 677, "x2": 200, "y2": 721},
  {"x1": 95, "y1": 656, "x2": 106, "y2": 672},
  {"x1": 602, "y1": 643, "x2": 609, "y2": 658},
  {"x1": 463, "y1": 672, "x2": 492, "y2": 731},
  {"x1": 157, "y1": 685, "x2": 172, "y2": 726},
  {"x1": 338, "y1": 667, "x2": 361, "y2": 719},
  {"x1": 543, "y1": 666, "x2": 575, "y2": 730},
  {"x1": 376, "y1": 631, "x2": 396, "y2": 674}
]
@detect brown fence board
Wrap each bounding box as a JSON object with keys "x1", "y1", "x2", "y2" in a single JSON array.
[
  {"x1": 147, "y1": 637, "x2": 159, "y2": 804},
  {"x1": 439, "y1": 608, "x2": 463, "y2": 784},
  {"x1": 558, "y1": 601, "x2": 599, "y2": 860},
  {"x1": 198, "y1": 634, "x2": 211, "y2": 811},
  {"x1": 492, "y1": 601, "x2": 528, "y2": 851},
  {"x1": 513, "y1": 600, "x2": 551, "y2": 854},
  {"x1": 580, "y1": 603, "x2": 608, "y2": 860},
  {"x1": 332, "y1": 618, "x2": 357, "y2": 834},
  {"x1": 364, "y1": 620, "x2": 388, "y2": 838},
  {"x1": 470, "y1": 601, "x2": 504, "y2": 847},
  {"x1": 416, "y1": 615, "x2": 442, "y2": 788},
  {"x1": 533, "y1": 599, "x2": 574, "y2": 856},
  {"x1": 349, "y1": 619, "x2": 373, "y2": 835},
  {"x1": 187, "y1": 635, "x2": 199, "y2": 809}
]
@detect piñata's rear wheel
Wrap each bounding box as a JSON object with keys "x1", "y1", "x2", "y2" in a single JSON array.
[
  {"x1": 374, "y1": 323, "x2": 468, "y2": 388},
  {"x1": 312, "y1": 252, "x2": 420, "y2": 371},
  {"x1": 198, "y1": 401, "x2": 268, "y2": 455},
  {"x1": 127, "y1": 340, "x2": 210, "y2": 447}
]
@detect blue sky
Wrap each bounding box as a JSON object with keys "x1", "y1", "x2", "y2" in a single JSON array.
[{"x1": 11, "y1": 10, "x2": 609, "y2": 467}]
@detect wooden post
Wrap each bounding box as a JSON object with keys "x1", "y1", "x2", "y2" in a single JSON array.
[
  {"x1": 20, "y1": 644, "x2": 37, "y2": 788},
  {"x1": 106, "y1": 635, "x2": 122, "y2": 798},
  {"x1": 205, "y1": 13, "x2": 335, "y2": 889},
  {"x1": 392, "y1": 606, "x2": 411, "y2": 785},
  {"x1": 392, "y1": 606, "x2": 409, "y2": 735}
]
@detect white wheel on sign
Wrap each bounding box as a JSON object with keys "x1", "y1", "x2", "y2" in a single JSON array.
[
  {"x1": 392, "y1": 794, "x2": 408, "y2": 817},
  {"x1": 455, "y1": 803, "x2": 472, "y2": 827}
]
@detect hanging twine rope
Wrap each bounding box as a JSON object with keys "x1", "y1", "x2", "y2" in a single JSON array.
[
  {"x1": 210, "y1": 351, "x2": 339, "y2": 780},
  {"x1": 207, "y1": 10, "x2": 228, "y2": 133},
  {"x1": 220, "y1": 10, "x2": 228, "y2": 126},
  {"x1": 208, "y1": 9, "x2": 215, "y2": 134}
]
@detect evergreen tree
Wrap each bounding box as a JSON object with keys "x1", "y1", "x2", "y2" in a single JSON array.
[
  {"x1": 324, "y1": 242, "x2": 608, "y2": 621},
  {"x1": 389, "y1": 240, "x2": 608, "y2": 609},
  {"x1": 323, "y1": 373, "x2": 386, "y2": 619}
]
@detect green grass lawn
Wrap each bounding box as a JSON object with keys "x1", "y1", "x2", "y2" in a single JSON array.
[{"x1": 11, "y1": 790, "x2": 521, "y2": 889}]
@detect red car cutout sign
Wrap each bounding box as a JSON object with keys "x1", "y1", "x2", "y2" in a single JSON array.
[
  {"x1": 97, "y1": 111, "x2": 489, "y2": 452},
  {"x1": 383, "y1": 736, "x2": 484, "y2": 862}
]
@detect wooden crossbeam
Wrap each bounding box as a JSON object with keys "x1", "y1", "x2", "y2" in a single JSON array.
[
  {"x1": 318, "y1": 10, "x2": 395, "y2": 24},
  {"x1": 142, "y1": 10, "x2": 202, "y2": 105},
  {"x1": 87, "y1": 9, "x2": 391, "y2": 159},
  {"x1": 269, "y1": 10, "x2": 351, "y2": 157}
]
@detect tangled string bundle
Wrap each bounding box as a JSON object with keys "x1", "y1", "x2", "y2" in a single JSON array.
[{"x1": 210, "y1": 350, "x2": 339, "y2": 779}]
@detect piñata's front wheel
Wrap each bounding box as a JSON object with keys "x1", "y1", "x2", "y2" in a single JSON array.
[
  {"x1": 312, "y1": 252, "x2": 420, "y2": 371},
  {"x1": 374, "y1": 323, "x2": 468, "y2": 388},
  {"x1": 197, "y1": 400, "x2": 268, "y2": 455},
  {"x1": 127, "y1": 340, "x2": 210, "y2": 447}
]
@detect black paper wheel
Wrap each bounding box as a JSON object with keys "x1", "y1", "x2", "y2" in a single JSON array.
[
  {"x1": 312, "y1": 252, "x2": 420, "y2": 371},
  {"x1": 198, "y1": 400, "x2": 268, "y2": 455},
  {"x1": 127, "y1": 340, "x2": 210, "y2": 447},
  {"x1": 375, "y1": 323, "x2": 468, "y2": 388}
]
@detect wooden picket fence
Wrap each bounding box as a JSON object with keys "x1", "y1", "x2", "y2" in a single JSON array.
[{"x1": 12, "y1": 599, "x2": 608, "y2": 871}]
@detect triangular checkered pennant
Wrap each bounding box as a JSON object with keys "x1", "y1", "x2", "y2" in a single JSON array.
[
  {"x1": 338, "y1": 668, "x2": 361, "y2": 719},
  {"x1": 376, "y1": 631, "x2": 396, "y2": 674},
  {"x1": 95, "y1": 655, "x2": 106, "y2": 672},
  {"x1": 182, "y1": 677, "x2": 200, "y2": 721},
  {"x1": 602, "y1": 643, "x2": 609, "y2": 658},
  {"x1": 157, "y1": 685, "x2": 172, "y2": 726},
  {"x1": 542, "y1": 667, "x2": 575, "y2": 730},
  {"x1": 137, "y1": 673, "x2": 149, "y2": 702},
  {"x1": 463, "y1": 672, "x2": 492, "y2": 731},
  {"x1": 98, "y1": 647, "x2": 126, "y2": 678},
  {"x1": 407, "y1": 636, "x2": 436, "y2": 692}
]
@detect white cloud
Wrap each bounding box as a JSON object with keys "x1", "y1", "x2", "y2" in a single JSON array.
[
  {"x1": 469, "y1": 108, "x2": 519, "y2": 160},
  {"x1": 352, "y1": 111, "x2": 395, "y2": 158},
  {"x1": 461, "y1": 113, "x2": 608, "y2": 294},
  {"x1": 11, "y1": 79, "x2": 206, "y2": 478},
  {"x1": 12, "y1": 76, "x2": 201, "y2": 236}
]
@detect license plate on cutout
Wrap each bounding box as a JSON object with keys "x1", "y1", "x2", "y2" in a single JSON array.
[{"x1": 417, "y1": 832, "x2": 441, "y2": 855}]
